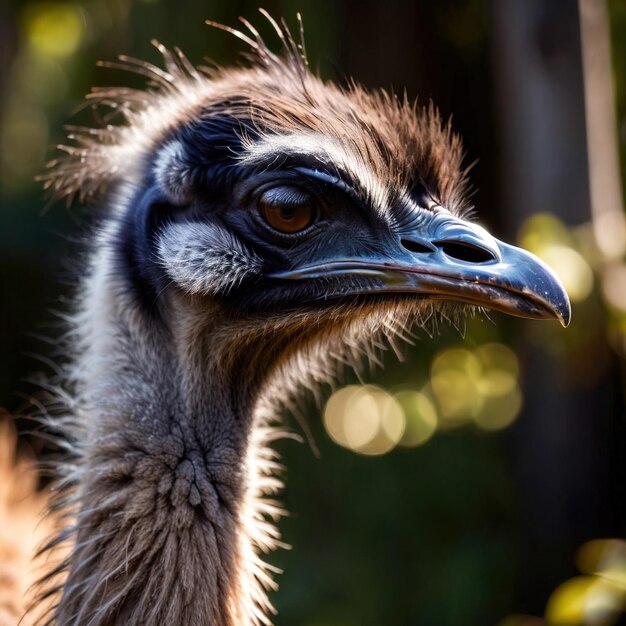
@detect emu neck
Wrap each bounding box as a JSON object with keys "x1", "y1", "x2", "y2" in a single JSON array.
[{"x1": 56, "y1": 270, "x2": 265, "y2": 625}]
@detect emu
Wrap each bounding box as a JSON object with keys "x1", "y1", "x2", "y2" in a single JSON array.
[{"x1": 28, "y1": 12, "x2": 570, "y2": 626}]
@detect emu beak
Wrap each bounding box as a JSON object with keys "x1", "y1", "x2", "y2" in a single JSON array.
[{"x1": 270, "y1": 216, "x2": 571, "y2": 327}]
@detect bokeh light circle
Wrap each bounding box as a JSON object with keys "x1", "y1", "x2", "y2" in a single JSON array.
[
  {"x1": 324, "y1": 385, "x2": 406, "y2": 455},
  {"x1": 394, "y1": 390, "x2": 438, "y2": 446}
]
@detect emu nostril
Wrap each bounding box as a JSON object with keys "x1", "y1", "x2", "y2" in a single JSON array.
[
  {"x1": 439, "y1": 241, "x2": 496, "y2": 264},
  {"x1": 401, "y1": 238, "x2": 435, "y2": 254}
]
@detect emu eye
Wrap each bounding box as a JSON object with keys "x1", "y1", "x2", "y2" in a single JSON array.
[{"x1": 258, "y1": 186, "x2": 316, "y2": 234}]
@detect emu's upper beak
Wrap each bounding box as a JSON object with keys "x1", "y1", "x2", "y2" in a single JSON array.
[{"x1": 269, "y1": 215, "x2": 571, "y2": 327}]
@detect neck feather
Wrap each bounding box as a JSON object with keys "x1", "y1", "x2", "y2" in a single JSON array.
[{"x1": 49, "y1": 232, "x2": 282, "y2": 626}]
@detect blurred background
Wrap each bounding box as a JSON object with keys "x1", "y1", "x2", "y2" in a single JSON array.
[{"x1": 1, "y1": 0, "x2": 626, "y2": 625}]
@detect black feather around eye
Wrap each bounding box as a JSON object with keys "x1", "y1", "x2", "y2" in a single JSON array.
[{"x1": 152, "y1": 116, "x2": 260, "y2": 206}]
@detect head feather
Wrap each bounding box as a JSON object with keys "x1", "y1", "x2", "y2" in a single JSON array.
[{"x1": 41, "y1": 11, "x2": 472, "y2": 218}]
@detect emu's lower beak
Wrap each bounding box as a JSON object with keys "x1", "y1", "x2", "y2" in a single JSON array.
[{"x1": 269, "y1": 217, "x2": 571, "y2": 327}]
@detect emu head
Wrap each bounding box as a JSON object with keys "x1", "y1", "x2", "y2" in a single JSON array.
[{"x1": 46, "y1": 13, "x2": 570, "y2": 385}]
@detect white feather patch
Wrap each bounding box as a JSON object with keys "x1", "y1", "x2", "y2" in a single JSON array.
[
  {"x1": 153, "y1": 140, "x2": 193, "y2": 205},
  {"x1": 157, "y1": 221, "x2": 264, "y2": 295},
  {"x1": 239, "y1": 131, "x2": 391, "y2": 213}
]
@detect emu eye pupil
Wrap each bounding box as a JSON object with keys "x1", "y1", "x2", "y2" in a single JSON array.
[
  {"x1": 258, "y1": 192, "x2": 315, "y2": 234},
  {"x1": 280, "y1": 207, "x2": 296, "y2": 221}
]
